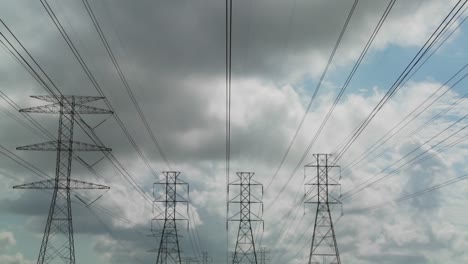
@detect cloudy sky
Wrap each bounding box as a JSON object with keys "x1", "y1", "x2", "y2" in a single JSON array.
[{"x1": 1, "y1": 0, "x2": 468, "y2": 263}]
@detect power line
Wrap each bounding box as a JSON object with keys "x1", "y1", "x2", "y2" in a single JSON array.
[
  {"x1": 225, "y1": 0, "x2": 232, "y2": 263},
  {"x1": 0, "y1": 143, "x2": 145, "y2": 235},
  {"x1": 341, "y1": 62, "x2": 468, "y2": 177},
  {"x1": 265, "y1": 0, "x2": 359, "y2": 191},
  {"x1": 265, "y1": 0, "x2": 395, "y2": 213},
  {"x1": 0, "y1": 90, "x2": 144, "y2": 206},
  {"x1": 340, "y1": 76, "x2": 468, "y2": 183},
  {"x1": 80, "y1": 0, "x2": 172, "y2": 170},
  {"x1": 339, "y1": 5, "x2": 468, "y2": 176},
  {"x1": 0, "y1": 144, "x2": 50, "y2": 180},
  {"x1": 333, "y1": 0, "x2": 468, "y2": 163},
  {"x1": 0, "y1": 20, "x2": 157, "y2": 208},
  {"x1": 185, "y1": 185, "x2": 204, "y2": 260},
  {"x1": 345, "y1": 172, "x2": 468, "y2": 214},
  {"x1": 341, "y1": 114, "x2": 468, "y2": 200},
  {"x1": 39, "y1": 0, "x2": 162, "y2": 181}
]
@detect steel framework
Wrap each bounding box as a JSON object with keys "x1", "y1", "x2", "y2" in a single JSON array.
[
  {"x1": 258, "y1": 247, "x2": 270, "y2": 264},
  {"x1": 305, "y1": 154, "x2": 342, "y2": 264},
  {"x1": 228, "y1": 172, "x2": 263, "y2": 264},
  {"x1": 152, "y1": 171, "x2": 189, "y2": 264},
  {"x1": 13, "y1": 95, "x2": 112, "y2": 264},
  {"x1": 183, "y1": 257, "x2": 200, "y2": 264},
  {"x1": 201, "y1": 251, "x2": 211, "y2": 264}
]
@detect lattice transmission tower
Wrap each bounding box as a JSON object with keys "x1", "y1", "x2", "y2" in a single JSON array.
[
  {"x1": 183, "y1": 257, "x2": 200, "y2": 264},
  {"x1": 305, "y1": 154, "x2": 342, "y2": 264},
  {"x1": 152, "y1": 171, "x2": 189, "y2": 264},
  {"x1": 258, "y1": 247, "x2": 270, "y2": 264},
  {"x1": 228, "y1": 172, "x2": 263, "y2": 264},
  {"x1": 201, "y1": 251, "x2": 212, "y2": 264},
  {"x1": 13, "y1": 95, "x2": 112, "y2": 264}
]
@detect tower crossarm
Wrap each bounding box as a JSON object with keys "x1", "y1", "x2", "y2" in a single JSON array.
[
  {"x1": 13, "y1": 95, "x2": 113, "y2": 264},
  {"x1": 228, "y1": 172, "x2": 263, "y2": 264},
  {"x1": 13, "y1": 179, "x2": 109, "y2": 190},
  {"x1": 20, "y1": 103, "x2": 112, "y2": 114},
  {"x1": 306, "y1": 154, "x2": 342, "y2": 264},
  {"x1": 17, "y1": 141, "x2": 111, "y2": 151},
  {"x1": 31, "y1": 95, "x2": 105, "y2": 104}
]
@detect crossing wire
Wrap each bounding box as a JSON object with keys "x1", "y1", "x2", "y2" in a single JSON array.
[
  {"x1": 341, "y1": 114, "x2": 468, "y2": 200},
  {"x1": 0, "y1": 20, "x2": 157, "y2": 208},
  {"x1": 225, "y1": 0, "x2": 232, "y2": 263},
  {"x1": 81, "y1": 0, "x2": 205, "y2": 250},
  {"x1": 0, "y1": 143, "x2": 147, "y2": 235},
  {"x1": 265, "y1": 0, "x2": 395, "y2": 212},
  {"x1": 288, "y1": 215, "x2": 343, "y2": 263},
  {"x1": 333, "y1": 0, "x2": 468, "y2": 163},
  {"x1": 80, "y1": 0, "x2": 172, "y2": 170},
  {"x1": 265, "y1": 0, "x2": 465, "y2": 247},
  {"x1": 339, "y1": 5, "x2": 468, "y2": 176},
  {"x1": 338, "y1": 72, "x2": 468, "y2": 184},
  {"x1": 345, "y1": 171, "x2": 468, "y2": 214},
  {"x1": 0, "y1": 145, "x2": 50, "y2": 180},
  {"x1": 265, "y1": 0, "x2": 359, "y2": 191},
  {"x1": 39, "y1": 0, "x2": 162, "y2": 181},
  {"x1": 0, "y1": 90, "x2": 143, "y2": 207},
  {"x1": 341, "y1": 62, "x2": 468, "y2": 177},
  {"x1": 0, "y1": 32, "x2": 153, "y2": 207}
]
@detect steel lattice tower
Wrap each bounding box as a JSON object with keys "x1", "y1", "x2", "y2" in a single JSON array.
[
  {"x1": 183, "y1": 257, "x2": 200, "y2": 264},
  {"x1": 228, "y1": 172, "x2": 263, "y2": 264},
  {"x1": 152, "y1": 171, "x2": 188, "y2": 264},
  {"x1": 305, "y1": 154, "x2": 342, "y2": 264},
  {"x1": 258, "y1": 247, "x2": 270, "y2": 264},
  {"x1": 13, "y1": 95, "x2": 112, "y2": 264},
  {"x1": 201, "y1": 251, "x2": 211, "y2": 264}
]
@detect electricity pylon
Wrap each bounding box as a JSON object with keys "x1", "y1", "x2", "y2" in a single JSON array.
[
  {"x1": 228, "y1": 172, "x2": 263, "y2": 264},
  {"x1": 258, "y1": 247, "x2": 270, "y2": 264},
  {"x1": 305, "y1": 154, "x2": 342, "y2": 264},
  {"x1": 152, "y1": 171, "x2": 188, "y2": 264},
  {"x1": 183, "y1": 257, "x2": 200, "y2": 264},
  {"x1": 13, "y1": 95, "x2": 112, "y2": 264},
  {"x1": 201, "y1": 251, "x2": 211, "y2": 264}
]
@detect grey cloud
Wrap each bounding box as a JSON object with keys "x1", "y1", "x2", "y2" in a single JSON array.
[
  {"x1": 1, "y1": 0, "x2": 466, "y2": 264},
  {"x1": 361, "y1": 253, "x2": 428, "y2": 264}
]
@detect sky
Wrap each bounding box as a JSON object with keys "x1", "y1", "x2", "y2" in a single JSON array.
[{"x1": 0, "y1": 0, "x2": 468, "y2": 263}]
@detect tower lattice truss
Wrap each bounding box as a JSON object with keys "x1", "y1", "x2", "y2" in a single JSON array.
[
  {"x1": 228, "y1": 172, "x2": 263, "y2": 264},
  {"x1": 152, "y1": 171, "x2": 189, "y2": 264},
  {"x1": 305, "y1": 154, "x2": 342, "y2": 264},
  {"x1": 13, "y1": 95, "x2": 112, "y2": 264}
]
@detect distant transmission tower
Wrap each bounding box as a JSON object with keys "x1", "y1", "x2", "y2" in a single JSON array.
[
  {"x1": 183, "y1": 257, "x2": 200, "y2": 264},
  {"x1": 202, "y1": 251, "x2": 211, "y2": 264},
  {"x1": 258, "y1": 247, "x2": 270, "y2": 264},
  {"x1": 228, "y1": 172, "x2": 263, "y2": 264},
  {"x1": 13, "y1": 95, "x2": 112, "y2": 264},
  {"x1": 152, "y1": 171, "x2": 189, "y2": 264},
  {"x1": 305, "y1": 154, "x2": 342, "y2": 264}
]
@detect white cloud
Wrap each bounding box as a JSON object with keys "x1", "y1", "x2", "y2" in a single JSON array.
[
  {"x1": 0, "y1": 231, "x2": 16, "y2": 251},
  {"x1": 0, "y1": 0, "x2": 467, "y2": 263},
  {"x1": 0, "y1": 253, "x2": 33, "y2": 264}
]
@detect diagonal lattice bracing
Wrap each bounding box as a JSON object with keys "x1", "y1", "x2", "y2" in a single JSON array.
[
  {"x1": 228, "y1": 172, "x2": 263, "y2": 264},
  {"x1": 17, "y1": 141, "x2": 111, "y2": 152},
  {"x1": 305, "y1": 154, "x2": 342, "y2": 264},
  {"x1": 13, "y1": 95, "x2": 111, "y2": 264},
  {"x1": 153, "y1": 171, "x2": 189, "y2": 264}
]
